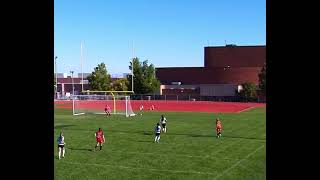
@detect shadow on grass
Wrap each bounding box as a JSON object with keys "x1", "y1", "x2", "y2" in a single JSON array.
[
  {"x1": 54, "y1": 156, "x2": 66, "y2": 160},
  {"x1": 54, "y1": 125, "x2": 76, "y2": 129},
  {"x1": 162, "y1": 133, "x2": 266, "y2": 141},
  {"x1": 161, "y1": 132, "x2": 211, "y2": 137},
  {"x1": 221, "y1": 135, "x2": 266, "y2": 141},
  {"x1": 141, "y1": 131, "x2": 153, "y2": 135},
  {"x1": 67, "y1": 147, "x2": 93, "y2": 152},
  {"x1": 137, "y1": 140, "x2": 153, "y2": 143},
  {"x1": 61, "y1": 129, "x2": 265, "y2": 141},
  {"x1": 102, "y1": 129, "x2": 154, "y2": 136}
]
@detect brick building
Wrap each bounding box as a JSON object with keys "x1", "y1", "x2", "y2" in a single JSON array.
[{"x1": 156, "y1": 45, "x2": 266, "y2": 98}]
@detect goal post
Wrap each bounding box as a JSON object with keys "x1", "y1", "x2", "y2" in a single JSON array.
[{"x1": 72, "y1": 94, "x2": 136, "y2": 117}]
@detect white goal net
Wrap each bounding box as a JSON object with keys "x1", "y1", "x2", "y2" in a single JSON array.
[{"x1": 72, "y1": 95, "x2": 136, "y2": 117}]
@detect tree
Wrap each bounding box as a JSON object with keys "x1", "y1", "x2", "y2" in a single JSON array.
[
  {"x1": 87, "y1": 63, "x2": 111, "y2": 91},
  {"x1": 239, "y1": 82, "x2": 257, "y2": 101},
  {"x1": 258, "y1": 63, "x2": 266, "y2": 95},
  {"x1": 111, "y1": 78, "x2": 129, "y2": 91},
  {"x1": 54, "y1": 74, "x2": 56, "y2": 89},
  {"x1": 54, "y1": 74, "x2": 57, "y2": 97},
  {"x1": 128, "y1": 58, "x2": 160, "y2": 94}
]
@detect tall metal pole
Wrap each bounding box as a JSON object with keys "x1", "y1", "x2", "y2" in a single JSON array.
[
  {"x1": 70, "y1": 71, "x2": 74, "y2": 99},
  {"x1": 81, "y1": 41, "x2": 84, "y2": 92},
  {"x1": 132, "y1": 41, "x2": 134, "y2": 92},
  {"x1": 55, "y1": 56, "x2": 58, "y2": 99}
]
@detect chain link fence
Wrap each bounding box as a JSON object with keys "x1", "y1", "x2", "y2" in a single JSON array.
[
  {"x1": 55, "y1": 93, "x2": 264, "y2": 103},
  {"x1": 130, "y1": 94, "x2": 264, "y2": 103}
]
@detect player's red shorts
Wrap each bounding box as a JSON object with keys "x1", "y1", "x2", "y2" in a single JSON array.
[
  {"x1": 96, "y1": 138, "x2": 103, "y2": 143},
  {"x1": 216, "y1": 125, "x2": 222, "y2": 132}
]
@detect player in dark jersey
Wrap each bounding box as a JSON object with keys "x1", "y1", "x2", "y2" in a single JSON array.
[
  {"x1": 154, "y1": 123, "x2": 161, "y2": 143},
  {"x1": 160, "y1": 115, "x2": 167, "y2": 133},
  {"x1": 57, "y1": 132, "x2": 65, "y2": 159}
]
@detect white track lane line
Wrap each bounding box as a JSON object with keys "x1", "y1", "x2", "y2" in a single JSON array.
[{"x1": 237, "y1": 107, "x2": 255, "y2": 113}]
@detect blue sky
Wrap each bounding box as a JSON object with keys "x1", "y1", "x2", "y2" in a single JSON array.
[{"x1": 54, "y1": 0, "x2": 265, "y2": 76}]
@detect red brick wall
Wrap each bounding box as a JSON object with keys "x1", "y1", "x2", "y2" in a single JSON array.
[
  {"x1": 156, "y1": 46, "x2": 265, "y2": 86},
  {"x1": 156, "y1": 67, "x2": 204, "y2": 85},
  {"x1": 204, "y1": 46, "x2": 266, "y2": 68},
  {"x1": 156, "y1": 67, "x2": 262, "y2": 85}
]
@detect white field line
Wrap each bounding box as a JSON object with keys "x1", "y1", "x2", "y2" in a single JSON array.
[
  {"x1": 59, "y1": 161, "x2": 216, "y2": 175},
  {"x1": 237, "y1": 107, "x2": 255, "y2": 113},
  {"x1": 105, "y1": 150, "x2": 241, "y2": 161},
  {"x1": 213, "y1": 144, "x2": 265, "y2": 180},
  {"x1": 73, "y1": 113, "x2": 85, "y2": 116}
]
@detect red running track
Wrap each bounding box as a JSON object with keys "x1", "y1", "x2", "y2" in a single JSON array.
[{"x1": 55, "y1": 100, "x2": 265, "y2": 113}]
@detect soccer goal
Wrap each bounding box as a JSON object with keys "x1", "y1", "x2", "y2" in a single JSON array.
[{"x1": 72, "y1": 94, "x2": 136, "y2": 117}]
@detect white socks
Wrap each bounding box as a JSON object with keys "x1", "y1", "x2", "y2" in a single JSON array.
[
  {"x1": 58, "y1": 148, "x2": 61, "y2": 159},
  {"x1": 58, "y1": 148, "x2": 65, "y2": 159},
  {"x1": 154, "y1": 136, "x2": 160, "y2": 142}
]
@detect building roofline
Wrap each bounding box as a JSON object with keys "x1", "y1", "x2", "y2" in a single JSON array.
[
  {"x1": 156, "y1": 66, "x2": 203, "y2": 69},
  {"x1": 204, "y1": 45, "x2": 266, "y2": 48}
]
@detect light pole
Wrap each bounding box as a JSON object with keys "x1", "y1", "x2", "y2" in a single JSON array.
[
  {"x1": 55, "y1": 56, "x2": 58, "y2": 99},
  {"x1": 70, "y1": 70, "x2": 74, "y2": 99}
]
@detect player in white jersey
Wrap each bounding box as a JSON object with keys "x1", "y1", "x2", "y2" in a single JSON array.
[
  {"x1": 57, "y1": 132, "x2": 65, "y2": 160},
  {"x1": 139, "y1": 104, "x2": 144, "y2": 115},
  {"x1": 154, "y1": 123, "x2": 161, "y2": 143},
  {"x1": 160, "y1": 114, "x2": 167, "y2": 133}
]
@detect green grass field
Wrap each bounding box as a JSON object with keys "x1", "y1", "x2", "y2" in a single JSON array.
[{"x1": 54, "y1": 107, "x2": 266, "y2": 180}]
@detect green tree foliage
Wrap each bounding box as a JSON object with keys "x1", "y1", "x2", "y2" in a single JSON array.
[
  {"x1": 239, "y1": 82, "x2": 258, "y2": 101},
  {"x1": 128, "y1": 58, "x2": 160, "y2": 94},
  {"x1": 54, "y1": 74, "x2": 56, "y2": 89},
  {"x1": 87, "y1": 63, "x2": 111, "y2": 91},
  {"x1": 111, "y1": 78, "x2": 129, "y2": 91},
  {"x1": 258, "y1": 63, "x2": 266, "y2": 95}
]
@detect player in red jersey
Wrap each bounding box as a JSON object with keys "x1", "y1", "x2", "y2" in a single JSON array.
[
  {"x1": 94, "y1": 128, "x2": 105, "y2": 151},
  {"x1": 216, "y1": 118, "x2": 222, "y2": 138},
  {"x1": 105, "y1": 104, "x2": 111, "y2": 117}
]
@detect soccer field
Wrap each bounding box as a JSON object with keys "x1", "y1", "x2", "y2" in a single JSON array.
[{"x1": 54, "y1": 107, "x2": 266, "y2": 180}]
